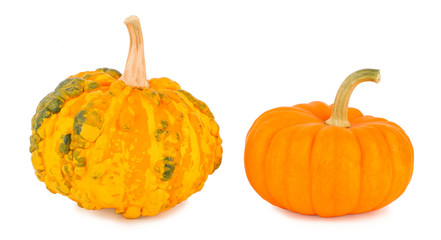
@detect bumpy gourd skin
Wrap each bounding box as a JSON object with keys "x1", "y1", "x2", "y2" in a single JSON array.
[{"x1": 30, "y1": 68, "x2": 222, "y2": 218}]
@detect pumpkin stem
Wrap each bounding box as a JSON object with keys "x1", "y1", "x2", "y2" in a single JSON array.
[
  {"x1": 119, "y1": 15, "x2": 149, "y2": 88},
  {"x1": 325, "y1": 69, "x2": 381, "y2": 128}
]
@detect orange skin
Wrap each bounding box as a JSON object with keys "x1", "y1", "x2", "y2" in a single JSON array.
[{"x1": 244, "y1": 101, "x2": 413, "y2": 217}]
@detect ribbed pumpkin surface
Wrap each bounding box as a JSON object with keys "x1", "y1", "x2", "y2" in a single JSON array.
[
  {"x1": 245, "y1": 101, "x2": 413, "y2": 217},
  {"x1": 244, "y1": 69, "x2": 413, "y2": 217}
]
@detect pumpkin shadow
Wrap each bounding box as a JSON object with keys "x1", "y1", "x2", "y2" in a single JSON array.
[
  {"x1": 72, "y1": 201, "x2": 188, "y2": 223},
  {"x1": 273, "y1": 206, "x2": 389, "y2": 222}
]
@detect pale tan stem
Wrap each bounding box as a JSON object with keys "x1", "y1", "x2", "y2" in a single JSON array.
[
  {"x1": 325, "y1": 69, "x2": 381, "y2": 128},
  {"x1": 119, "y1": 15, "x2": 149, "y2": 88}
]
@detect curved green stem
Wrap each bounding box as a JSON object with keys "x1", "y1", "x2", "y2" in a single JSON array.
[
  {"x1": 119, "y1": 15, "x2": 149, "y2": 88},
  {"x1": 325, "y1": 69, "x2": 381, "y2": 128}
]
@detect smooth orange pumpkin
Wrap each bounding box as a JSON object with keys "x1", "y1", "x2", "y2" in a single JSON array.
[{"x1": 244, "y1": 69, "x2": 413, "y2": 217}]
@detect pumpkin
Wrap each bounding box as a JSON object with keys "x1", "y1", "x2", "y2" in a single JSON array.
[
  {"x1": 30, "y1": 16, "x2": 222, "y2": 219},
  {"x1": 244, "y1": 69, "x2": 413, "y2": 217}
]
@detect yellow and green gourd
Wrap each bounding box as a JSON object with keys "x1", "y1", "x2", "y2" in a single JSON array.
[{"x1": 29, "y1": 16, "x2": 222, "y2": 219}]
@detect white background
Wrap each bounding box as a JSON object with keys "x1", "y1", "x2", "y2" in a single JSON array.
[{"x1": 1, "y1": 0, "x2": 440, "y2": 239}]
